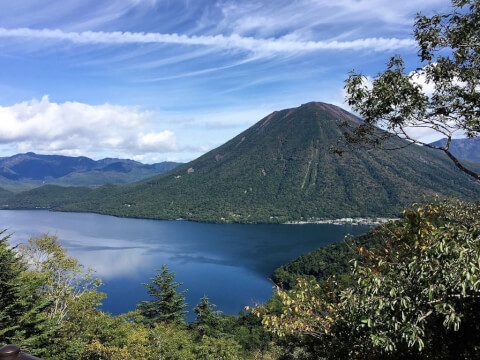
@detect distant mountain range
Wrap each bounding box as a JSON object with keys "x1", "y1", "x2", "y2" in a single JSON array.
[
  {"x1": 0, "y1": 152, "x2": 181, "y2": 188},
  {"x1": 429, "y1": 137, "x2": 480, "y2": 163},
  {"x1": 5, "y1": 102, "x2": 479, "y2": 223}
]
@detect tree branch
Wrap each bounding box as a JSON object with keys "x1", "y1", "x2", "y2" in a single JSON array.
[{"x1": 443, "y1": 149, "x2": 480, "y2": 181}]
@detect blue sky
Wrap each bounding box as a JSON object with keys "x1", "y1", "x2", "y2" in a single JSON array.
[{"x1": 0, "y1": 0, "x2": 451, "y2": 163}]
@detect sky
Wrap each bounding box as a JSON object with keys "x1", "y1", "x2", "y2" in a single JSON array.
[{"x1": 0, "y1": 0, "x2": 452, "y2": 163}]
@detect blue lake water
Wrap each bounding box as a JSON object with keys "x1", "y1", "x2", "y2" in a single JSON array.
[{"x1": 0, "y1": 210, "x2": 370, "y2": 320}]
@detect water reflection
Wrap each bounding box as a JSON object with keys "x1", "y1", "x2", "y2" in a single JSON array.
[{"x1": 0, "y1": 210, "x2": 370, "y2": 317}]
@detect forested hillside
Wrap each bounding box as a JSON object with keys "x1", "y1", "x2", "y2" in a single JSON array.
[
  {"x1": 271, "y1": 227, "x2": 386, "y2": 289},
  {"x1": 5, "y1": 102, "x2": 480, "y2": 222}
]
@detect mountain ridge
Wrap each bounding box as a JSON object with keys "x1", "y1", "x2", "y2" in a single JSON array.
[
  {"x1": 0, "y1": 152, "x2": 181, "y2": 188},
  {"x1": 4, "y1": 102, "x2": 480, "y2": 222}
]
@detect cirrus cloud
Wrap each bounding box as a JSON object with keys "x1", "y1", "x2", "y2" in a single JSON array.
[
  {"x1": 0, "y1": 27, "x2": 416, "y2": 54},
  {"x1": 0, "y1": 95, "x2": 177, "y2": 158}
]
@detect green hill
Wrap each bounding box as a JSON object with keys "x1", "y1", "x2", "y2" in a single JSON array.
[
  {"x1": 1, "y1": 185, "x2": 94, "y2": 209},
  {"x1": 271, "y1": 227, "x2": 386, "y2": 289},
  {"x1": 4, "y1": 102, "x2": 480, "y2": 222}
]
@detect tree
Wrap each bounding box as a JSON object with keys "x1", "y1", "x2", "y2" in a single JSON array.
[
  {"x1": 193, "y1": 335, "x2": 242, "y2": 360},
  {"x1": 0, "y1": 230, "x2": 57, "y2": 357},
  {"x1": 75, "y1": 311, "x2": 153, "y2": 360},
  {"x1": 46, "y1": 288, "x2": 107, "y2": 360},
  {"x1": 343, "y1": 0, "x2": 480, "y2": 180},
  {"x1": 342, "y1": 200, "x2": 480, "y2": 358},
  {"x1": 19, "y1": 234, "x2": 102, "y2": 323},
  {"x1": 256, "y1": 200, "x2": 480, "y2": 358},
  {"x1": 137, "y1": 265, "x2": 188, "y2": 325},
  {"x1": 149, "y1": 322, "x2": 196, "y2": 359},
  {"x1": 193, "y1": 296, "x2": 221, "y2": 338},
  {"x1": 255, "y1": 278, "x2": 354, "y2": 359}
]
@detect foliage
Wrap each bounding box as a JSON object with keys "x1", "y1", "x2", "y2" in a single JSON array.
[
  {"x1": 193, "y1": 335, "x2": 242, "y2": 360},
  {"x1": 259, "y1": 279, "x2": 341, "y2": 340},
  {"x1": 150, "y1": 322, "x2": 244, "y2": 360},
  {"x1": 3, "y1": 184, "x2": 95, "y2": 209},
  {"x1": 137, "y1": 264, "x2": 188, "y2": 325},
  {"x1": 257, "y1": 200, "x2": 480, "y2": 359},
  {"x1": 192, "y1": 296, "x2": 222, "y2": 338},
  {"x1": 148, "y1": 322, "x2": 197, "y2": 359},
  {"x1": 45, "y1": 288, "x2": 107, "y2": 359},
  {"x1": 19, "y1": 234, "x2": 102, "y2": 323},
  {"x1": 342, "y1": 200, "x2": 480, "y2": 358},
  {"x1": 0, "y1": 230, "x2": 57, "y2": 357},
  {"x1": 344, "y1": 0, "x2": 480, "y2": 180},
  {"x1": 0, "y1": 186, "x2": 13, "y2": 202},
  {"x1": 50, "y1": 308, "x2": 153, "y2": 360},
  {"x1": 77, "y1": 312, "x2": 153, "y2": 360},
  {"x1": 0, "y1": 232, "x2": 277, "y2": 359}
]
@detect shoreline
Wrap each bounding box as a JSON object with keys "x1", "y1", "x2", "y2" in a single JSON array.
[
  {"x1": 0, "y1": 208, "x2": 400, "y2": 226},
  {"x1": 283, "y1": 217, "x2": 400, "y2": 226}
]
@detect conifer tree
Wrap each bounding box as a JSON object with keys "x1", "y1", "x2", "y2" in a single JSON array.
[
  {"x1": 137, "y1": 264, "x2": 188, "y2": 325},
  {"x1": 193, "y1": 296, "x2": 221, "y2": 337}
]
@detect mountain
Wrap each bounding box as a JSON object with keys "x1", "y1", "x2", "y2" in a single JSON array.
[
  {"x1": 0, "y1": 152, "x2": 97, "y2": 180},
  {"x1": 5, "y1": 102, "x2": 480, "y2": 222},
  {"x1": 429, "y1": 137, "x2": 480, "y2": 163},
  {"x1": 0, "y1": 152, "x2": 181, "y2": 187}
]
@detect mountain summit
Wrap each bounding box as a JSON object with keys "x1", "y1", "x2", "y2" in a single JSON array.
[{"x1": 7, "y1": 102, "x2": 480, "y2": 222}]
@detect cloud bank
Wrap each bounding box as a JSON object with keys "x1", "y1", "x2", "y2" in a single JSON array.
[{"x1": 0, "y1": 96, "x2": 177, "y2": 158}]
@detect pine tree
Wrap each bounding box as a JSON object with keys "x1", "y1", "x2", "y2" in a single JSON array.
[
  {"x1": 193, "y1": 296, "x2": 221, "y2": 337},
  {"x1": 137, "y1": 265, "x2": 188, "y2": 325}
]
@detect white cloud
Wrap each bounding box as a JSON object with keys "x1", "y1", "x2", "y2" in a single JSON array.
[
  {"x1": 138, "y1": 131, "x2": 177, "y2": 152},
  {"x1": 409, "y1": 64, "x2": 470, "y2": 98},
  {"x1": 0, "y1": 96, "x2": 177, "y2": 157},
  {"x1": 0, "y1": 27, "x2": 416, "y2": 54},
  {"x1": 410, "y1": 68, "x2": 436, "y2": 98}
]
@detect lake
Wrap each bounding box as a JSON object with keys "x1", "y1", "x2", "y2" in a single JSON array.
[{"x1": 0, "y1": 210, "x2": 370, "y2": 320}]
